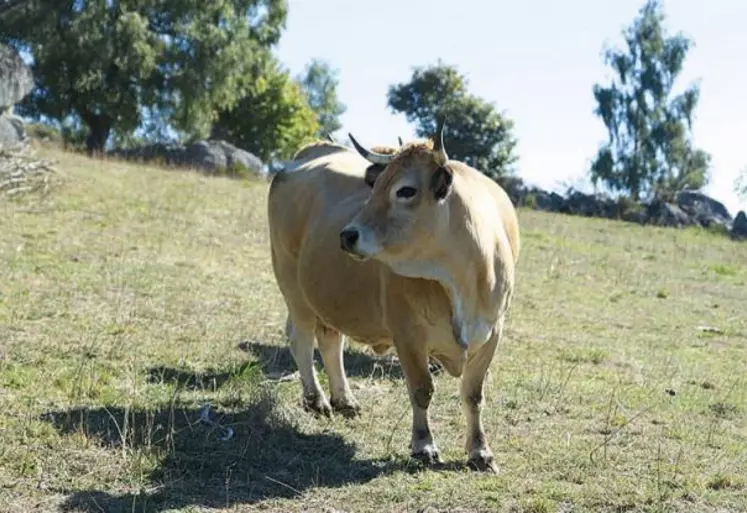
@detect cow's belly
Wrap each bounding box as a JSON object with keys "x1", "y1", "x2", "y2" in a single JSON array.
[{"x1": 420, "y1": 320, "x2": 467, "y2": 378}]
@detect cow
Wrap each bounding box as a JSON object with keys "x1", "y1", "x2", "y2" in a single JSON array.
[{"x1": 266, "y1": 120, "x2": 520, "y2": 472}]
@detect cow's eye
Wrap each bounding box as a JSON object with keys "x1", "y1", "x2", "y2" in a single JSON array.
[{"x1": 396, "y1": 186, "x2": 417, "y2": 199}]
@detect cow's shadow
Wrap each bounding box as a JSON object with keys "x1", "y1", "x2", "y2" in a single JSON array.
[
  {"x1": 237, "y1": 339, "x2": 410, "y2": 380},
  {"x1": 145, "y1": 340, "x2": 410, "y2": 393},
  {"x1": 46, "y1": 389, "x2": 418, "y2": 513},
  {"x1": 46, "y1": 341, "x2": 448, "y2": 512}
]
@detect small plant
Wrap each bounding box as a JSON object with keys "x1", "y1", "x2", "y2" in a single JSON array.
[
  {"x1": 707, "y1": 473, "x2": 745, "y2": 490},
  {"x1": 221, "y1": 161, "x2": 255, "y2": 179},
  {"x1": 710, "y1": 263, "x2": 738, "y2": 277},
  {"x1": 523, "y1": 192, "x2": 538, "y2": 209}
]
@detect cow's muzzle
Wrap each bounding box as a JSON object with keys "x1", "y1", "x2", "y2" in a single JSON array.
[
  {"x1": 340, "y1": 228, "x2": 359, "y2": 252},
  {"x1": 339, "y1": 227, "x2": 368, "y2": 261}
]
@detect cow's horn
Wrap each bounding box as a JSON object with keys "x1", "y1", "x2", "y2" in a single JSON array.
[
  {"x1": 348, "y1": 133, "x2": 394, "y2": 166},
  {"x1": 433, "y1": 116, "x2": 448, "y2": 160}
]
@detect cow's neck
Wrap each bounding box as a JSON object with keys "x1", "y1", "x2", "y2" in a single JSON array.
[
  {"x1": 390, "y1": 255, "x2": 498, "y2": 349},
  {"x1": 388, "y1": 227, "x2": 503, "y2": 350}
]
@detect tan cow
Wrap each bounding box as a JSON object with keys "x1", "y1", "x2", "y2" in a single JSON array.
[{"x1": 267, "y1": 121, "x2": 520, "y2": 472}]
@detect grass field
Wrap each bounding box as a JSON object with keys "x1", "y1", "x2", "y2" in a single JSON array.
[{"x1": 1, "y1": 145, "x2": 746, "y2": 513}]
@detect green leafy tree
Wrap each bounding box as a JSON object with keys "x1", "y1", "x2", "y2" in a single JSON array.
[
  {"x1": 0, "y1": 0, "x2": 288, "y2": 154},
  {"x1": 590, "y1": 0, "x2": 710, "y2": 201},
  {"x1": 297, "y1": 58, "x2": 346, "y2": 137},
  {"x1": 211, "y1": 58, "x2": 319, "y2": 162},
  {"x1": 387, "y1": 61, "x2": 518, "y2": 179}
]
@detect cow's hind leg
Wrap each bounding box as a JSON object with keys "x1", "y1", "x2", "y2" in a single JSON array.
[
  {"x1": 397, "y1": 340, "x2": 440, "y2": 465},
  {"x1": 315, "y1": 323, "x2": 360, "y2": 418},
  {"x1": 286, "y1": 313, "x2": 332, "y2": 417},
  {"x1": 460, "y1": 321, "x2": 502, "y2": 473}
]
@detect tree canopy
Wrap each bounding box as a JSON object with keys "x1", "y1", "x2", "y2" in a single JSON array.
[
  {"x1": 589, "y1": 0, "x2": 710, "y2": 201},
  {"x1": 297, "y1": 59, "x2": 347, "y2": 138},
  {"x1": 387, "y1": 61, "x2": 518, "y2": 180},
  {"x1": 0, "y1": 0, "x2": 288, "y2": 153},
  {"x1": 210, "y1": 57, "x2": 319, "y2": 162}
]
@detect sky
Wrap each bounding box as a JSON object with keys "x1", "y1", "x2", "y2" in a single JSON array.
[{"x1": 275, "y1": 0, "x2": 747, "y2": 215}]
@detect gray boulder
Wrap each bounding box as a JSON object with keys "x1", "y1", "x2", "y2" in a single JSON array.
[
  {"x1": 534, "y1": 191, "x2": 566, "y2": 213},
  {"x1": 731, "y1": 211, "x2": 747, "y2": 241},
  {"x1": 564, "y1": 190, "x2": 620, "y2": 219},
  {"x1": 109, "y1": 139, "x2": 266, "y2": 177},
  {"x1": 676, "y1": 190, "x2": 732, "y2": 228},
  {"x1": 0, "y1": 113, "x2": 25, "y2": 148},
  {"x1": 0, "y1": 44, "x2": 34, "y2": 149},
  {"x1": 179, "y1": 140, "x2": 264, "y2": 176},
  {"x1": 645, "y1": 200, "x2": 695, "y2": 228},
  {"x1": 0, "y1": 44, "x2": 33, "y2": 111}
]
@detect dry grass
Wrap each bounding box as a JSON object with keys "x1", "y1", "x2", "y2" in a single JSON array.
[{"x1": 1, "y1": 146, "x2": 745, "y2": 513}]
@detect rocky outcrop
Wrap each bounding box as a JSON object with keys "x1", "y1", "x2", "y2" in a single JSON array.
[
  {"x1": 676, "y1": 190, "x2": 732, "y2": 228},
  {"x1": 0, "y1": 114, "x2": 26, "y2": 148},
  {"x1": 109, "y1": 139, "x2": 266, "y2": 177},
  {"x1": 731, "y1": 211, "x2": 747, "y2": 240},
  {"x1": 645, "y1": 199, "x2": 696, "y2": 228},
  {"x1": 0, "y1": 43, "x2": 33, "y2": 149},
  {"x1": 499, "y1": 174, "x2": 744, "y2": 241},
  {"x1": 0, "y1": 44, "x2": 32, "y2": 110}
]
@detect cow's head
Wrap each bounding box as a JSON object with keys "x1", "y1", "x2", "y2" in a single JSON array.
[{"x1": 340, "y1": 119, "x2": 454, "y2": 266}]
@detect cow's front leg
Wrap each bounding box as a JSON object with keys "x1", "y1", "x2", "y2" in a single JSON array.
[
  {"x1": 460, "y1": 322, "x2": 502, "y2": 473},
  {"x1": 397, "y1": 341, "x2": 440, "y2": 465}
]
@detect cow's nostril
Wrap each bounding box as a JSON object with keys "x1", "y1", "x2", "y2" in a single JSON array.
[{"x1": 340, "y1": 228, "x2": 360, "y2": 252}]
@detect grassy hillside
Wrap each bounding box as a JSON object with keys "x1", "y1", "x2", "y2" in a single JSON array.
[{"x1": 1, "y1": 146, "x2": 746, "y2": 513}]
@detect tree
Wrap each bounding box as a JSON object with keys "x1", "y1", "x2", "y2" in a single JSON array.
[
  {"x1": 0, "y1": 0, "x2": 288, "y2": 154},
  {"x1": 297, "y1": 59, "x2": 346, "y2": 137},
  {"x1": 735, "y1": 167, "x2": 747, "y2": 200},
  {"x1": 211, "y1": 57, "x2": 319, "y2": 162},
  {"x1": 387, "y1": 61, "x2": 518, "y2": 179},
  {"x1": 590, "y1": 0, "x2": 710, "y2": 201}
]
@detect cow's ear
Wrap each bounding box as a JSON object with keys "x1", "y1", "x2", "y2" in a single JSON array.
[
  {"x1": 364, "y1": 164, "x2": 385, "y2": 188},
  {"x1": 430, "y1": 165, "x2": 453, "y2": 200}
]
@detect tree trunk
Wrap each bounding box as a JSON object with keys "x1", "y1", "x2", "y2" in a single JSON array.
[{"x1": 81, "y1": 112, "x2": 112, "y2": 157}]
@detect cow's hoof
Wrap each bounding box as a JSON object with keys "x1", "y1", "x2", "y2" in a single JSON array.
[
  {"x1": 303, "y1": 394, "x2": 332, "y2": 418},
  {"x1": 467, "y1": 452, "x2": 498, "y2": 474},
  {"x1": 411, "y1": 447, "x2": 441, "y2": 466},
  {"x1": 331, "y1": 398, "x2": 361, "y2": 419}
]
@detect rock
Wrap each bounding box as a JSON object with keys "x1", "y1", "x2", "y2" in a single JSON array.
[
  {"x1": 564, "y1": 190, "x2": 619, "y2": 219},
  {"x1": 0, "y1": 44, "x2": 33, "y2": 111},
  {"x1": 620, "y1": 206, "x2": 647, "y2": 224},
  {"x1": 645, "y1": 200, "x2": 695, "y2": 228},
  {"x1": 110, "y1": 139, "x2": 266, "y2": 177},
  {"x1": 534, "y1": 191, "x2": 566, "y2": 213},
  {"x1": 0, "y1": 44, "x2": 34, "y2": 150},
  {"x1": 731, "y1": 211, "x2": 747, "y2": 240},
  {"x1": 0, "y1": 113, "x2": 26, "y2": 148},
  {"x1": 179, "y1": 140, "x2": 264, "y2": 176},
  {"x1": 676, "y1": 190, "x2": 732, "y2": 228}
]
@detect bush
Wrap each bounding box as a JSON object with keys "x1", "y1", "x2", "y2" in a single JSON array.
[{"x1": 25, "y1": 123, "x2": 62, "y2": 144}]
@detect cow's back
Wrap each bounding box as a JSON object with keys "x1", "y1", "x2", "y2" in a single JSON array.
[
  {"x1": 267, "y1": 143, "x2": 394, "y2": 342},
  {"x1": 267, "y1": 145, "x2": 370, "y2": 259}
]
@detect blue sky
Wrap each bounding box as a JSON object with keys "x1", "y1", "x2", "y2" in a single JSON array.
[{"x1": 275, "y1": 0, "x2": 747, "y2": 215}]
